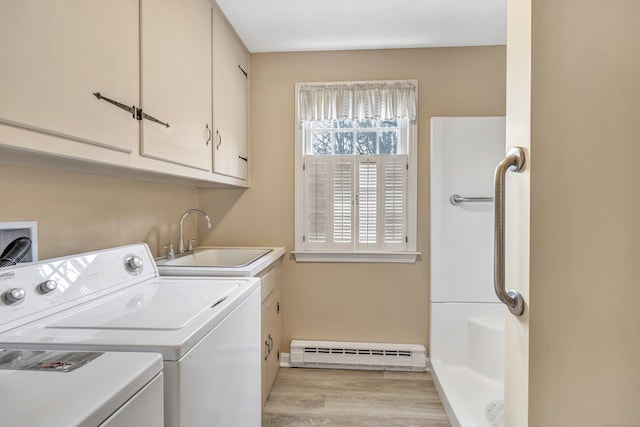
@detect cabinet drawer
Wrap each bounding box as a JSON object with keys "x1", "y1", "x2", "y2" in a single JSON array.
[{"x1": 260, "y1": 268, "x2": 276, "y2": 303}]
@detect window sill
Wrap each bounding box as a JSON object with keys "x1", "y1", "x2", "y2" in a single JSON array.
[{"x1": 292, "y1": 251, "x2": 421, "y2": 264}]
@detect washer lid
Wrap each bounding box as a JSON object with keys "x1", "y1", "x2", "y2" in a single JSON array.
[{"x1": 47, "y1": 280, "x2": 240, "y2": 330}]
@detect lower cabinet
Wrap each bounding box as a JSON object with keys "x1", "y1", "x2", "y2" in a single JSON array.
[{"x1": 260, "y1": 262, "x2": 281, "y2": 407}]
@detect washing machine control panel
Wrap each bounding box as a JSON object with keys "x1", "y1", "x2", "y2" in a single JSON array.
[{"x1": 0, "y1": 244, "x2": 158, "y2": 333}]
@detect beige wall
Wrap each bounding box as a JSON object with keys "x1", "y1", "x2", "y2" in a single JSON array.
[
  {"x1": 198, "y1": 47, "x2": 507, "y2": 352},
  {"x1": 0, "y1": 163, "x2": 197, "y2": 259}
]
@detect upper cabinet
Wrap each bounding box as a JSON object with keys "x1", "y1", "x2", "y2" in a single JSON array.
[
  {"x1": 212, "y1": 6, "x2": 250, "y2": 181},
  {"x1": 0, "y1": 0, "x2": 139, "y2": 156},
  {"x1": 140, "y1": 0, "x2": 213, "y2": 172},
  {"x1": 0, "y1": 0, "x2": 249, "y2": 188}
]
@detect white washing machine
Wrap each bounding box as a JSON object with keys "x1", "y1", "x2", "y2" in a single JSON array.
[
  {"x1": 0, "y1": 243, "x2": 261, "y2": 427},
  {"x1": 0, "y1": 349, "x2": 163, "y2": 426}
]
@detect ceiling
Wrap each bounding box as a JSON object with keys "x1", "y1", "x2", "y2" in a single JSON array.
[{"x1": 215, "y1": 0, "x2": 507, "y2": 53}]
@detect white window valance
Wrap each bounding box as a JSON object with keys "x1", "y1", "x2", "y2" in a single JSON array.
[{"x1": 299, "y1": 80, "x2": 417, "y2": 122}]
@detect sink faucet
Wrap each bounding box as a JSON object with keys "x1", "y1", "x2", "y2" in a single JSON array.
[{"x1": 178, "y1": 209, "x2": 212, "y2": 254}]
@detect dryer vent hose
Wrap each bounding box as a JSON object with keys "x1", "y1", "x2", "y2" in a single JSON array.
[{"x1": 0, "y1": 237, "x2": 32, "y2": 268}]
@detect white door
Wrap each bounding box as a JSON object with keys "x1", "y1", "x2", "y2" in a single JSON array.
[
  {"x1": 504, "y1": 0, "x2": 531, "y2": 425},
  {"x1": 505, "y1": 1, "x2": 640, "y2": 426}
]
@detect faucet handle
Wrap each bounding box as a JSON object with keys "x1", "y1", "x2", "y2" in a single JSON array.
[
  {"x1": 187, "y1": 239, "x2": 196, "y2": 251},
  {"x1": 162, "y1": 244, "x2": 175, "y2": 260}
]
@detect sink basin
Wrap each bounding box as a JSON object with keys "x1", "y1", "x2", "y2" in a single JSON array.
[
  {"x1": 155, "y1": 246, "x2": 285, "y2": 278},
  {"x1": 155, "y1": 247, "x2": 272, "y2": 268}
]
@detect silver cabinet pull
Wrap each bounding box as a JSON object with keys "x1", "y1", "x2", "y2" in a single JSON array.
[
  {"x1": 204, "y1": 124, "x2": 212, "y2": 146},
  {"x1": 493, "y1": 147, "x2": 526, "y2": 316},
  {"x1": 93, "y1": 92, "x2": 170, "y2": 128},
  {"x1": 139, "y1": 110, "x2": 170, "y2": 128},
  {"x1": 215, "y1": 129, "x2": 222, "y2": 150},
  {"x1": 93, "y1": 92, "x2": 136, "y2": 117},
  {"x1": 265, "y1": 339, "x2": 271, "y2": 360},
  {"x1": 449, "y1": 194, "x2": 493, "y2": 205}
]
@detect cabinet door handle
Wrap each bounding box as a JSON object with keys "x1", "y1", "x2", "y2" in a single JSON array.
[
  {"x1": 93, "y1": 92, "x2": 170, "y2": 128},
  {"x1": 238, "y1": 155, "x2": 248, "y2": 162},
  {"x1": 264, "y1": 339, "x2": 271, "y2": 360},
  {"x1": 139, "y1": 110, "x2": 170, "y2": 128},
  {"x1": 93, "y1": 92, "x2": 136, "y2": 117},
  {"x1": 215, "y1": 129, "x2": 222, "y2": 150},
  {"x1": 238, "y1": 65, "x2": 248, "y2": 78},
  {"x1": 204, "y1": 124, "x2": 212, "y2": 146}
]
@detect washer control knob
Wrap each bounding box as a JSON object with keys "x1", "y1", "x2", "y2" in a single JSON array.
[
  {"x1": 124, "y1": 255, "x2": 144, "y2": 274},
  {"x1": 37, "y1": 280, "x2": 58, "y2": 294},
  {"x1": 3, "y1": 288, "x2": 26, "y2": 304}
]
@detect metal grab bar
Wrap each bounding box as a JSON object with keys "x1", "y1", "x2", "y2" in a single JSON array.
[
  {"x1": 494, "y1": 147, "x2": 526, "y2": 316},
  {"x1": 449, "y1": 194, "x2": 494, "y2": 205}
]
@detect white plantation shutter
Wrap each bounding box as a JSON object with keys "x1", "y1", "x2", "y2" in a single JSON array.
[
  {"x1": 355, "y1": 155, "x2": 408, "y2": 251},
  {"x1": 382, "y1": 155, "x2": 407, "y2": 250},
  {"x1": 304, "y1": 156, "x2": 355, "y2": 250},
  {"x1": 333, "y1": 160, "x2": 353, "y2": 244},
  {"x1": 304, "y1": 157, "x2": 328, "y2": 247},
  {"x1": 303, "y1": 154, "x2": 408, "y2": 252},
  {"x1": 356, "y1": 158, "x2": 380, "y2": 250}
]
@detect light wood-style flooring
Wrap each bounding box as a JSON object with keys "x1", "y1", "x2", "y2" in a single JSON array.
[{"x1": 262, "y1": 368, "x2": 451, "y2": 426}]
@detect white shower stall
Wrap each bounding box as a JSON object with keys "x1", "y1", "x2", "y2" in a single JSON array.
[{"x1": 429, "y1": 117, "x2": 506, "y2": 427}]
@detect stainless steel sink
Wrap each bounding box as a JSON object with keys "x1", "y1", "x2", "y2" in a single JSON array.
[{"x1": 155, "y1": 247, "x2": 272, "y2": 268}]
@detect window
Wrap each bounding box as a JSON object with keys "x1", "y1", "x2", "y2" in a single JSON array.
[{"x1": 294, "y1": 80, "x2": 419, "y2": 262}]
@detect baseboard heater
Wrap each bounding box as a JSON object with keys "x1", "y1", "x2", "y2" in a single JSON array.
[{"x1": 290, "y1": 340, "x2": 426, "y2": 371}]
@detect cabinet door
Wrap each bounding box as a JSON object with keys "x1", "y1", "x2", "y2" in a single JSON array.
[
  {"x1": 266, "y1": 290, "x2": 281, "y2": 395},
  {"x1": 140, "y1": 0, "x2": 212, "y2": 171},
  {"x1": 212, "y1": 6, "x2": 249, "y2": 181},
  {"x1": 261, "y1": 303, "x2": 269, "y2": 407},
  {"x1": 0, "y1": 0, "x2": 139, "y2": 153}
]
